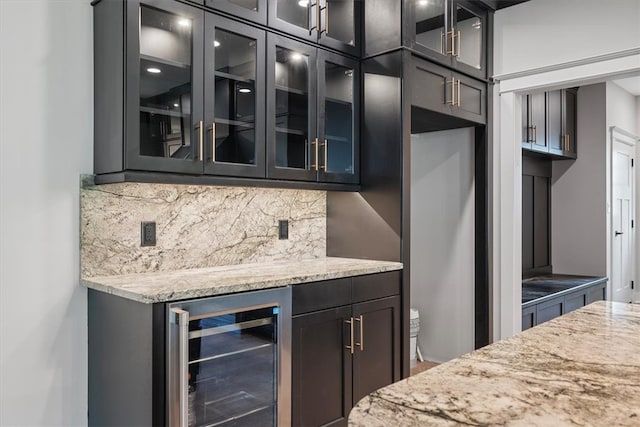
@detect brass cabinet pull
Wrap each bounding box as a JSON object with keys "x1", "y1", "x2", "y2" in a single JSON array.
[
  {"x1": 311, "y1": 138, "x2": 319, "y2": 170},
  {"x1": 447, "y1": 78, "x2": 456, "y2": 105},
  {"x1": 354, "y1": 315, "x2": 364, "y2": 351},
  {"x1": 321, "y1": 139, "x2": 328, "y2": 171},
  {"x1": 317, "y1": 1, "x2": 321, "y2": 35},
  {"x1": 456, "y1": 30, "x2": 461, "y2": 58},
  {"x1": 322, "y1": 1, "x2": 328, "y2": 35},
  {"x1": 446, "y1": 29, "x2": 456, "y2": 56},
  {"x1": 345, "y1": 317, "x2": 354, "y2": 354},
  {"x1": 207, "y1": 123, "x2": 216, "y2": 162},
  {"x1": 440, "y1": 31, "x2": 445, "y2": 54},
  {"x1": 457, "y1": 79, "x2": 461, "y2": 107},
  {"x1": 197, "y1": 121, "x2": 203, "y2": 161}
]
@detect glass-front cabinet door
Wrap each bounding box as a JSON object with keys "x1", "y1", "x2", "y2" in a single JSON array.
[
  {"x1": 451, "y1": 0, "x2": 486, "y2": 77},
  {"x1": 205, "y1": 0, "x2": 267, "y2": 25},
  {"x1": 126, "y1": 0, "x2": 204, "y2": 174},
  {"x1": 317, "y1": 51, "x2": 358, "y2": 184},
  {"x1": 204, "y1": 16, "x2": 266, "y2": 177},
  {"x1": 268, "y1": 0, "x2": 360, "y2": 55},
  {"x1": 409, "y1": 0, "x2": 486, "y2": 79},
  {"x1": 267, "y1": 34, "x2": 318, "y2": 181}
]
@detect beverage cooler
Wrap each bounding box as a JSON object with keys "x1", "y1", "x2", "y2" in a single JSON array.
[{"x1": 167, "y1": 287, "x2": 292, "y2": 427}]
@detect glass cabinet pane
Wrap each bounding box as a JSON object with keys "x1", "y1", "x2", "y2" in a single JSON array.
[
  {"x1": 227, "y1": 0, "x2": 259, "y2": 11},
  {"x1": 455, "y1": 4, "x2": 482, "y2": 69},
  {"x1": 274, "y1": 46, "x2": 310, "y2": 170},
  {"x1": 188, "y1": 307, "x2": 278, "y2": 427},
  {"x1": 414, "y1": 0, "x2": 446, "y2": 55},
  {"x1": 213, "y1": 29, "x2": 257, "y2": 165},
  {"x1": 139, "y1": 6, "x2": 194, "y2": 160},
  {"x1": 276, "y1": 0, "x2": 310, "y2": 31},
  {"x1": 323, "y1": 62, "x2": 353, "y2": 174},
  {"x1": 325, "y1": 0, "x2": 355, "y2": 46}
]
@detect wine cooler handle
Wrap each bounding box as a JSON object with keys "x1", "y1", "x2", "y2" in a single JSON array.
[{"x1": 171, "y1": 308, "x2": 190, "y2": 427}]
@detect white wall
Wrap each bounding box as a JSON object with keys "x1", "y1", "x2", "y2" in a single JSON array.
[
  {"x1": 410, "y1": 128, "x2": 475, "y2": 363},
  {"x1": 0, "y1": 1, "x2": 93, "y2": 425},
  {"x1": 552, "y1": 84, "x2": 608, "y2": 276},
  {"x1": 607, "y1": 82, "x2": 638, "y2": 133},
  {"x1": 494, "y1": 0, "x2": 640, "y2": 76}
]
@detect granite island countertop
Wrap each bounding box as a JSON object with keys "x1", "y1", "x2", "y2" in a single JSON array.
[
  {"x1": 81, "y1": 257, "x2": 403, "y2": 303},
  {"x1": 522, "y1": 274, "x2": 607, "y2": 307},
  {"x1": 349, "y1": 301, "x2": 640, "y2": 427}
]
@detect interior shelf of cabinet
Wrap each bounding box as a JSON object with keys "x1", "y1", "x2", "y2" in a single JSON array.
[
  {"x1": 325, "y1": 97, "x2": 352, "y2": 106},
  {"x1": 215, "y1": 117, "x2": 255, "y2": 128},
  {"x1": 214, "y1": 71, "x2": 255, "y2": 83},
  {"x1": 275, "y1": 85, "x2": 307, "y2": 96},
  {"x1": 325, "y1": 134, "x2": 350, "y2": 143},
  {"x1": 140, "y1": 106, "x2": 189, "y2": 118},
  {"x1": 275, "y1": 127, "x2": 306, "y2": 136},
  {"x1": 140, "y1": 54, "x2": 190, "y2": 70},
  {"x1": 200, "y1": 391, "x2": 272, "y2": 427},
  {"x1": 189, "y1": 342, "x2": 273, "y2": 365}
]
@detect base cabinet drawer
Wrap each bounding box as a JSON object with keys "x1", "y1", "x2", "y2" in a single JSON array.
[
  {"x1": 522, "y1": 306, "x2": 536, "y2": 331},
  {"x1": 536, "y1": 296, "x2": 564, "y2": 325}
]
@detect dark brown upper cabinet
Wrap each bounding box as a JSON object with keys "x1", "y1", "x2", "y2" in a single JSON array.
[
  {"x1": 267, "y1": 34, "x2": 359, "y2": 184},
  {"x1": 522, "y1": 88, "x2": 577, "y2": 160},
  {"x1": 94, "y1": 0, "x2": 267, "y2": 178},
  {"x1": 407, "y1": 0, "x2": 488, "y2": 80},
  {"x1": 268, "y1": 0, "x2": 361, "y2": 57},
  {"x1": 411, "y1": 56, "x2": 486, "y2": 124},
  {"x1": 522, "y1": 92, "x2": 546, "y2": 152},
  {"x1": 205, "y1": 0, "x2": 268, "y2": 25}
]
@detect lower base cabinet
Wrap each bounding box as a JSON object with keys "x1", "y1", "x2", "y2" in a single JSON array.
[
  {"x1": 292, "y1": 272, "x2": 401, "y2": 426},
  {"x1": 522, "y1": 280, "x2": 606, "y2": 331}
]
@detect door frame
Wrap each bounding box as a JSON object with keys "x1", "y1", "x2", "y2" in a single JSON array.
[{"x1": 608, "y1": 126, "x2": 639, "y2": 302}]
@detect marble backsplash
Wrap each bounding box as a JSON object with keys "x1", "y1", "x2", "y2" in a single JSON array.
[{"x1": 80, "y1": 176, "x2": 326, "y2": 277}]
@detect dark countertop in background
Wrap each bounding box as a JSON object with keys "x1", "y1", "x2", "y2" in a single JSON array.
[{"x1": 522, "y1": 274, "x2": 607, "y2": 307}]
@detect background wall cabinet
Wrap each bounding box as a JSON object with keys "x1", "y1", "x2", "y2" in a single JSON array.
[
  {"x1": 292, "y1": 272, "x2": 401, "y2": 426},
  {"x1": 522, "y1": 88, "x2": 577, "y2": 159}
]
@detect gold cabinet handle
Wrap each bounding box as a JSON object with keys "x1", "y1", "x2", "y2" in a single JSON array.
[
  {"x1": 447, "y1": 78, "x2": 456, "y2": 105},
  {"x1": 321, "y1": 0, "x2": 328, "y2": 35},
  {"x1": 317, "y1": 1, "x2": 321, "y2": 35},
  {"x1": 321, "y1": 139, "x2": 328, "y2": 171},
  {"x1": 207, "y1": 123, "x2": 216, "y2": 162},
  {"x1": 196, "y1": 121, "x2": 203, "y2": 161},
  {"x1": 457, "y1": 79, "x2": 461, "y2": 107},
  {"x1": 446, "y1": 29, "x2": 455, "y2": 56},
  {"x1": 440, "y1": 31, "x2": 445, "y2": 54},
  {"x1": 456, "y1": 30, "x2": 461, "y2": 58},
  {"x1": 311, "y1": 138, "x2": 319, "y2": 170},
  {"x1": 354, "y1": 315, "x2": 364, "y2": 351},
  {"x1": 345, "y1": 317, "x2": 354, "y2": 354}
]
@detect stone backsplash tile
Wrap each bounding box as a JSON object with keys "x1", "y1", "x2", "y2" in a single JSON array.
[{"x1": 80, "y1": 176, "x2": 326, "y2": 277}]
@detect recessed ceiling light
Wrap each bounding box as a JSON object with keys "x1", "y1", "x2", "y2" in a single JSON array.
[
  {"x1": 238, "y1": 88, "x2": 252, "y2": 93},
  {"x1": 178, "y1": 18, "x2": 190, "y2": 27},
  {"x1": 174, "y1": 103, "x2": 179, "y2": 107},
  {"x1": 291, "y1": 52, "x2": 304, "y2": 61},
  {"x1": 147, "y1": 67, "x2": 161, "y2": 74},
  {"x1": 298, "y1": 0, "x2": 309, "y2": 7},
  {"x1": 214, "y1": 40, "x2": 221, "y2": 47}
]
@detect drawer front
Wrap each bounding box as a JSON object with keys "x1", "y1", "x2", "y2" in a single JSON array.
[
  {"x1": 564, "y1": 291, "x2": 586, "y2": 314},
  {"x1": 292, "y1": 278, "x2": 352, "y2": 315},
  {"x1": 522, "y1": 305, "x2": 536, "y2": 331},
  {"x1": 586, "y1": 282, "x2": 607, "y2": 304},
  {"x1": 352, "y1": 271, "x2": 401, "y2": 304},
  {"x1": 536, "y1": 296, "x2": 563, "y2": 325}
]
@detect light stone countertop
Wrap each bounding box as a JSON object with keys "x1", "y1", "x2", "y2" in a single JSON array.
[
  {"x1": 349, "y1": 301, "x2": 640, "y2": 427},
  {"x1": 81, "y1": 257, "x2": 403, "y2": 303}
]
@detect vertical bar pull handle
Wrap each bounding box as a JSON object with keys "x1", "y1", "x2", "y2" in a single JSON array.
[
  {"x1": 317, "y1": 1, "x2": 321, "y2": 35},
  {"x1": 171, "y1": 308, "x2": 189, "y2": 427},
  {"x1": 321, "y1": 139, "x2": 328, "y2": 171},
  {"x1": 345, "y1": 317, "x2": 354, "y2": 354},
  {"x1": 354, "y1": 315, "x2": 364, "y2": 351},
  {"x1": 208, "y1": 123, "x2": 216, "y2": 162},
  {"x1": 447, "y1": 79, "x2": 456, "y2": 105},
  {"x1": 457, "y1": 79, "x2": 461, "y2": 107},
  {"x1": 311, "y1": 138, "x2": 319, "y2": 170},
  {"x1": 446, "y1": 29, "x2": 455, "y2": 56},
  {"x1": 567, "y1": 134, "x2": 570, "y2": 151},
  {"x1": 308, "y1": 0, "x2": 315, "y2": 34},
  {"x1": 197, "y1": 121, "x2": 203, "y2": 161},
  {"x1": 456, "y1": 30, "x2": 461, "y2": 58},
  {"x1": 440, "y1": 31, "x2": 445, "y2": 54},
  {"x1": 322, "y1": 1, "x2": 328, "y2": 35}
]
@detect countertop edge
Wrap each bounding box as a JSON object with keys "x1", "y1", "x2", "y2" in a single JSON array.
[{"x1": 82, "y1": 259, "x2": 403, "y2": 304}]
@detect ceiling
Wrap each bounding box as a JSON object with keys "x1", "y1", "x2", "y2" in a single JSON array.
[{"x1": 611, "y1": 76, "x2": 640, "y2": 96}]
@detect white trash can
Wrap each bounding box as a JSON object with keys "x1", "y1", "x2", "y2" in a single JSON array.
[{"x1": 409, "y1": 308, "x2": 420, "y2": 368}]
